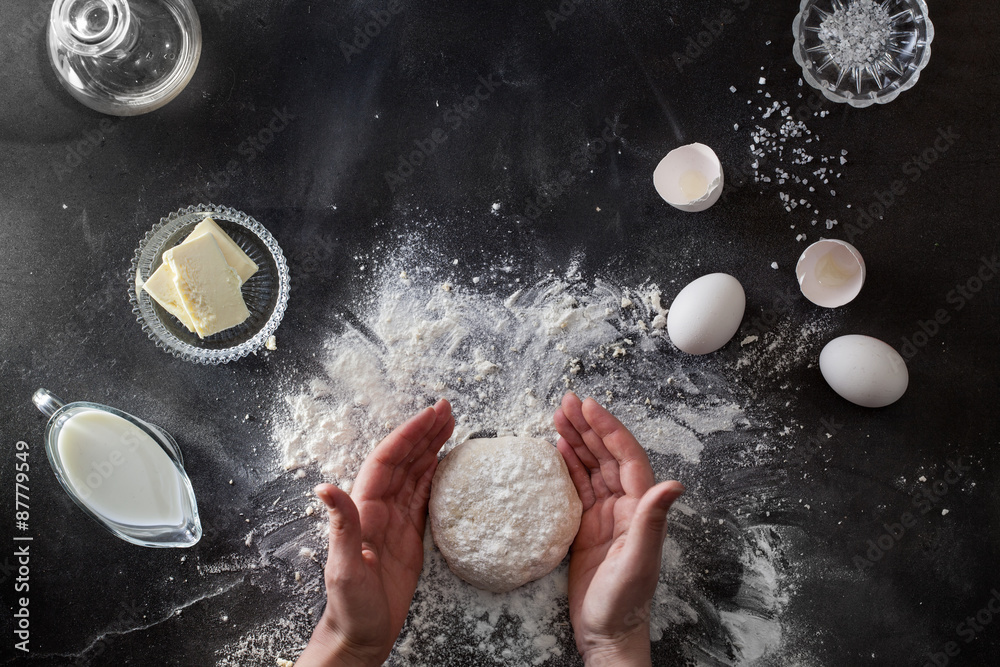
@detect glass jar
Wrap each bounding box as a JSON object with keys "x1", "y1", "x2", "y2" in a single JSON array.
[{"x1": 47, "y1": 0, "x2": 201, "y2": 115}]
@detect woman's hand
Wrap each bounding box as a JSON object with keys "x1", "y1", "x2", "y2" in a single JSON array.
[
  {"x1": 296, "y1": 399, "x2": 454, "y2": 667},
  {"x1": 555, "y1": 393, "x2": 684, "y2": 667}
]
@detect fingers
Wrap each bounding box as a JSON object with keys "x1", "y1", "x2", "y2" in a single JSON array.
[
  {"x1": 371, "y1": 404, "x2": 440, "y2": 469},
  {"x1": 356, "y1": 400, "x2": 454, "y2": 501},
  {"x1": 580, "y1": 396, "x2": 656, "y2": 498},
  {"x1": 564, "y1": 396, "x2": 619, "y2": 472},
  {"x1": 557, "y1": 437, "x2": 597, "y2": 510},
  {"x1": 559, "y1": 393, "x2": 613, "y2": 467},
  {"x1": 406, "y1": 400, "x2": 455, "y2": 511},
  {"x1": 393, "y1": 399, "x2": 454, "y2": 493},
  {"x1": 405, "y1": 456, "x2": 441, "y2": 534},
  {"x1": 556, "y1": 398, "x2": 613, "y2": 501},
  {"x1": 315, "y1": 483, "x2": 364, "y2": 577},
  {"x1": 619, "y1": 481, "x2": 685, "y2": 579},
  {"x1": 555, "y1": 397, "x2": 600, "y2": 469},
  {"x1": 417, "y1": 399, "x2": 456, "y2": 464},
  {"x1": 560, "y1": 393, "x2": 654, "y2": 498}
]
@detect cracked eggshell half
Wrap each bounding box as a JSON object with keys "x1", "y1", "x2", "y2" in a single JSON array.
[
  {"x1": 666, "y1": 273, "x2": 745, "y2": 355},
  {"x1": 797, "y1": 239, "x2": 866, "y2": 307},
  {"x1": 653, "y1": 143, "x2": 724, "y2": 212},
  {"x1": 819, "y1": 334, "x2": 908, "y2": 408}
]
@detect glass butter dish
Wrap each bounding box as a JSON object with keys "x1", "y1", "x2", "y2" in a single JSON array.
[{"x1": 129, "y1": 204, "x2": 290, "y2": 364}]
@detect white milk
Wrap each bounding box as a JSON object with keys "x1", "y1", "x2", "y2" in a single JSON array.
[{"x1": 57, "y1": 409, "x2": 185, "y2": 527}]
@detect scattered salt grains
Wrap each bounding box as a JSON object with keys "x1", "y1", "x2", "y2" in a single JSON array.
[{"x1": 742, "y1": 77, "x2": 851, "y2": 243}]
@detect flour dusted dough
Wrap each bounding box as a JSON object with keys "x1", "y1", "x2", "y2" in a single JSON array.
[{"x1": 429, "y1": 437, "x2": 582, "y2": 593}]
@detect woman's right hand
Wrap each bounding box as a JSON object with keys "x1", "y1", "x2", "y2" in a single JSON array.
[{"x1": 554, "y1": 393, "x2": 684, "y2": 667}]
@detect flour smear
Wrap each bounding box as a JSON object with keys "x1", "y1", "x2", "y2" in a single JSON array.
[{"x1": 221, "y1": 235, "x2": 819, "y2": 666}]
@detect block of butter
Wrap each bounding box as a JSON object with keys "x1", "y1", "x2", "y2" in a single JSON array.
[
  {"x1": 141, "y1": 216, "x2": 258, "y2": 338},
  {"x1": 141, "y1": 263, "x2": 198, "y2": 333},
  {"x1": 184, "y1": 217, "x2": 258, "y2": 284},
  {"x1": 163, "y1": 234, "x2": 251, "y2": 338}
]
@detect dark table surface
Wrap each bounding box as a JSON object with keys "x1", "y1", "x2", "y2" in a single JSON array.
[{"x1": 2, "y1": 0, "x2": 999, "y2": 665}]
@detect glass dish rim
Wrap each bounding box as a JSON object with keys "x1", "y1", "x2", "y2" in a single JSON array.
[
  {"x1": 127, "y1": 203, "x2": 290, "y2": 365},
  {"x1": 791, "y1": 0, "x2": 935, "y2": 108}
]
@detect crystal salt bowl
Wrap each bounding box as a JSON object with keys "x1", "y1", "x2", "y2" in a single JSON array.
[{"x1": 792, "y1": 0, "x2": 934, "y2": 108}]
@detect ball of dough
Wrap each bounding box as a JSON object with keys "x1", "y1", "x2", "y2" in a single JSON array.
[{"x1": 429, "y1": 436, "x2": 582, "y2": 593}]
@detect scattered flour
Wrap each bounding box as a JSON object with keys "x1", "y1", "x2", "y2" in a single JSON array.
[
  {"x1": 735, "y1": 314, "x2": 833, "y2": 383},
  {"x1": 234, "y1": 239, "x2": 801, "y2": 666},
  {"x1": 276, "y1": 269, "x2": 744, "y2": 485},
  {"x1": 718, "y1": 526, "x2": 788, "y2": 662}
]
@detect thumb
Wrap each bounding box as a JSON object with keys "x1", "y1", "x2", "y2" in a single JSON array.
[
  {"x1": 315, "y1": 483, "x2": 364, "y2": 570},
  {"x1": 621, "y1": 481, "x2": 685, "y2": 576}
]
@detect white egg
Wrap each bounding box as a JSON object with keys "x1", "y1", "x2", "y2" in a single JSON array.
[
  {"x1": 819, "y1": 335, "x2": 908, "y2": 408},
  {"x1": 666, "y1": 273, "x2": 745, "y2": 354},
  {"x1": 653, "y1": 143, "x2": 724, "y2": 212},
  {"x1": 796, "y1": 239, "x2": 866, "y2": 307}
]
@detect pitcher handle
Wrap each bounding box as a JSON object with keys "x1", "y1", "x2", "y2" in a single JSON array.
[{"x1": 33, "y1": 388, "x2": 67, "y2": 418}]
